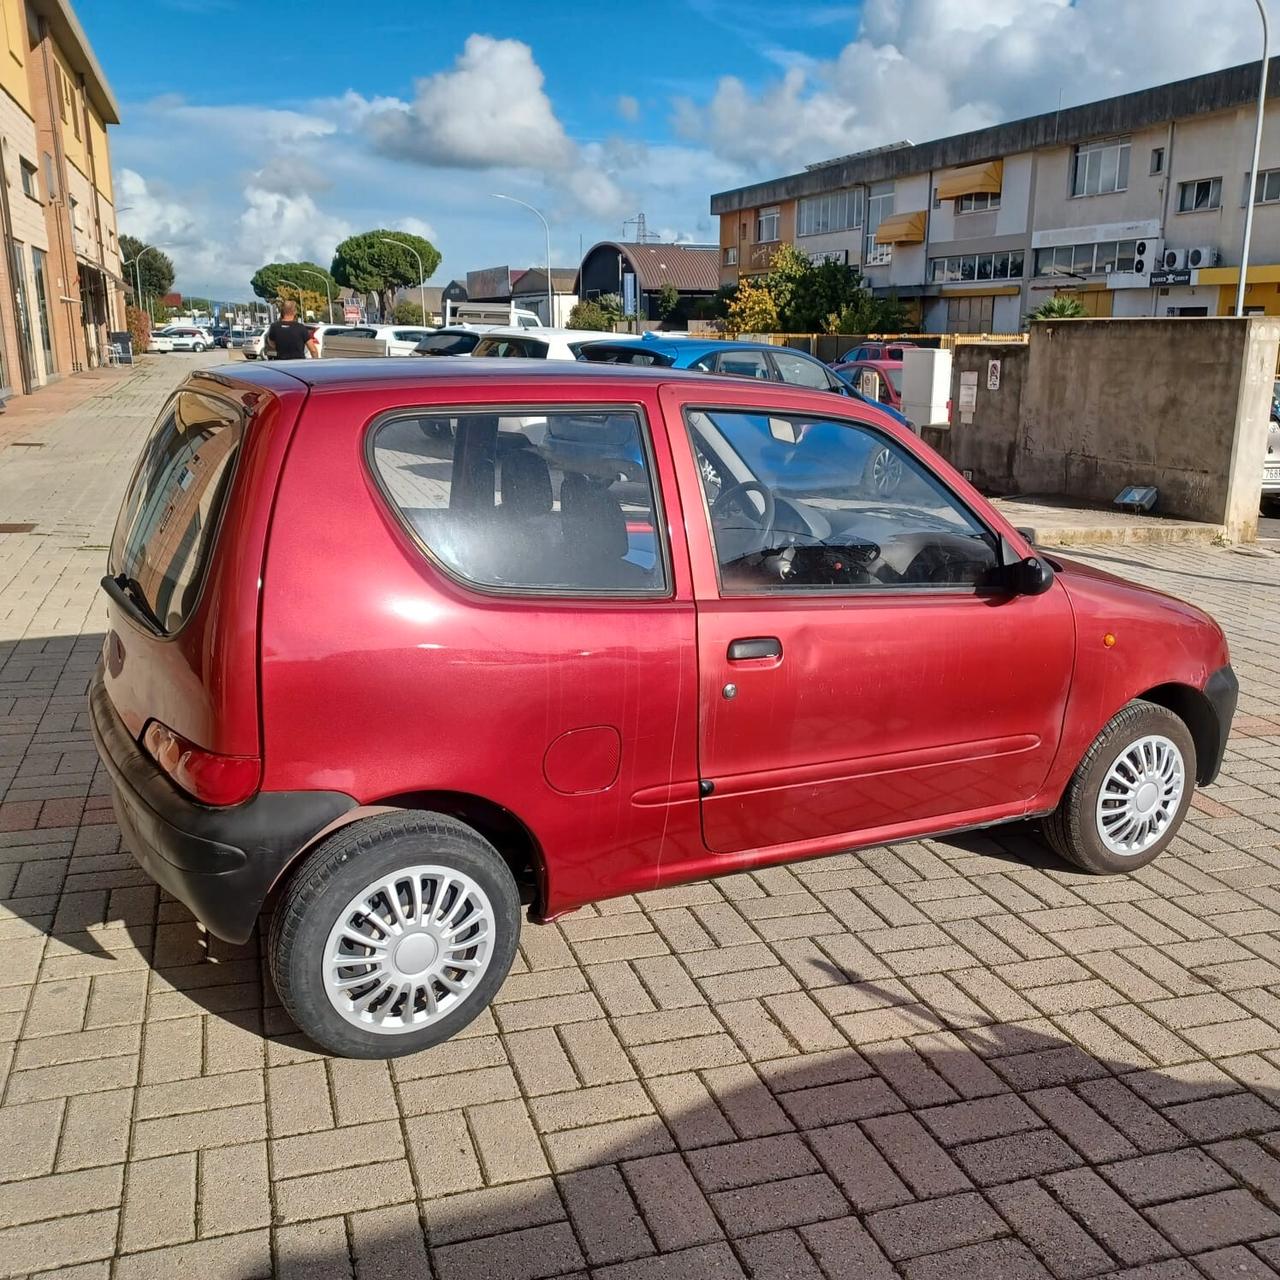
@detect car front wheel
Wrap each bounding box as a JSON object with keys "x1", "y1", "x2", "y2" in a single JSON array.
[
  {"x1": 269, "y1": 811, "x2": 521, "y2": 1058},
  {"x1": 1043, "y1": 700, "x2": 1196, "y2": 874}
]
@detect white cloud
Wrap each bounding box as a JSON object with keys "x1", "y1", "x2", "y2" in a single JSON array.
[
  {"x1": 236, "y1": 183, "x2": 350, "y2": 265},
  {"x1": 617, "y1": 94, "x2": 641, "y2": 122},
  {"x1": 676, "y1": 0, "x2": 1269, "y2": 173},
  {"x1": 361, "y1": 35, "x2": 573, "y2": 170},
  {"x1": 392, "y1": 215, "x2": 438, "y2": 242}
]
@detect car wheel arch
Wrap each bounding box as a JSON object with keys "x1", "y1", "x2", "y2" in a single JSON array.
[
  {"x1": 1135, "y1": 681, "x2": 1221, "y2": 786},
  {"x1": 264, "y1": 791, "x2": 548, "y2": 920}
]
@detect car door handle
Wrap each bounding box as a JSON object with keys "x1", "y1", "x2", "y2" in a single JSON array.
[{"x1": 727, "y1": 636, "x2": 782, "y2": 661}]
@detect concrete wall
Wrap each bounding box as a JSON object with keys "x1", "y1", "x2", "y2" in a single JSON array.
[
  {"x1": 929, "y1": 344, "x2": 1028, "y2": 490},
  {"x1": 938, "y1": 318, "x2": 1278, "y2": 540}
]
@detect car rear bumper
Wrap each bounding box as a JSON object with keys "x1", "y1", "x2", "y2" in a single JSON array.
[
  {"x1": 88, "y1": 667, "x2": 357, "y2": 943},
  {"x1": 1202, "y1": 664, "x2": 1239, "y2": 785}
]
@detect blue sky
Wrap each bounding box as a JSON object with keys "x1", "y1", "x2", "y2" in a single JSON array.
[{"x1": 77, "y1": 0, "x2": 1267, "y2": 299}]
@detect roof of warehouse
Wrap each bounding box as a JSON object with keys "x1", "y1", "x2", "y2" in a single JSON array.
[{"x1": 583, "y1": 242, "x2": 720, "y2": 293}]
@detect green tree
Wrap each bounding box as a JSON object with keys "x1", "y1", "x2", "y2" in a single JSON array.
[
  {"x1": 330, "y1": 231, "x2": 441, "y2": 321},
  {"x1": 595, "y1": 293, "x2": 624, "y2": 324},
  {"x1": 656, "y1": 282, "x2": 680, "y2": 322},
  {"x1": 1032, "y1": 294, "x2": 1088, "y2": 319},
  {"x1": 763, "y1": 244, "x2": 811, "y2": 330},
  {"x1": 392, "y1": 300, "x2": 425, "y2": 324},
  {"x1": 787, "y1": 259, "x2": 865, "y2": 332},
  {"x1": 119, "y1": 234, "x2": 174, "y2": 301},
  {"x1": 724, "y1": 276, "x2": 779, "y2": 336},
  {"x1": 250, "y1": 262, "x2": 337, "y2": 312},
  {"x1": 567, "y1": 298, "x2": 616, "y2": 330}
]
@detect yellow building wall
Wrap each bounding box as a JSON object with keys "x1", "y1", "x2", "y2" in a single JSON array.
[
  {"x1": 87, "y1": 105, "x2": 111, "y2": 201},
  {"x1": 50, "y1": 43, "x2": 87, "y2": 178},
  {"x1": 0, "y1": 0, "x2": 29, "y2": 114},
  {"x1": 1216, "y1": 281, "x2": 1280, "y2": 315}
]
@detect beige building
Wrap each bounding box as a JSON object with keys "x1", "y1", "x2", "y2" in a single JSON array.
[
  {"x1": 711, "y1": 59, "x2": 1280, "y2": 332},
  {"x1": 0, "y1": 0, "x2": 121, "y2": 400}
]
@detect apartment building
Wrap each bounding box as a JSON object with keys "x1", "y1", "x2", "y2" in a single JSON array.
[
  {"x1": 711, "y1": 59, "x2": 1280, "y2": 333},
  {"x1": 0, "y1": 0, "x2": 121, "y2": 400}
]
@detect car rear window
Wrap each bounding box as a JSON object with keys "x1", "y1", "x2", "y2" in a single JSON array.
[
  {"x1": 417, "y1": 332, "x2": 479, "y2": 356},
  {"x1": 472, "y1": 336, "x2": 549, "y2": 359},
  {"x1": 369, "y1": 409, "x2": 667, "y2": 595},
  {"x1": 108, "y1": 390, "x2": 243, "y2": 633},
  {"x1": 577, "y1": 345, "x2": 672, "y2": 366}
]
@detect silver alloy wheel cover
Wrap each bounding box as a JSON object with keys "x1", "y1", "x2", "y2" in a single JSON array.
[
  {"x1": 872, "y1": 447, "x2": 903, "y2": 495},
  {"x1": 323, "y1": 864, "x2": 496, "y2": 1035},
  {"x1": 1095, "y1": 733, "x2": 1185, "y2": 856}
]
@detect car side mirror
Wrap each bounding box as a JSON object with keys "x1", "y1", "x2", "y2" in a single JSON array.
[{"x1": 1004, "y1": 555, "x2": 1054, "y2": 596}]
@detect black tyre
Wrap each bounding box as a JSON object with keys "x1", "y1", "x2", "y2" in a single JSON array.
[
  {"x1": 269, "y1": 811, "x2": 521, "y2": 1058},
  {"x1": 1043, "y1": 700, "x2": 1196, "y2": 874}
]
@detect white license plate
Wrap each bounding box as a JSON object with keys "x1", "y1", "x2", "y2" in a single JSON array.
[{"x1": 1266, "y1": 465, "x2": 1280, "y2": 481}]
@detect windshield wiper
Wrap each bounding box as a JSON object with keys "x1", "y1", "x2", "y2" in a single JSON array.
[{"x1": 101, "y1": 573, "x2": 166, "y2": 635}]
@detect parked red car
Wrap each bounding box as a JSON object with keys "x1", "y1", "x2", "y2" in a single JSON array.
[
  {"x1": 834, "y1": 358, "x2": 905, "y2": 416},
  {"x1": 92, "y1": 360, "x2": 1236, "y2": 1058}
]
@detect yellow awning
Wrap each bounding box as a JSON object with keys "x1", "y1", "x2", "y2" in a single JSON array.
[
  {"x1": 935, "y1": 160, "x2": 1003, "y2": 201},
  {"x1": 874, "y1": 211, "x2": 927, "y2": 245}
]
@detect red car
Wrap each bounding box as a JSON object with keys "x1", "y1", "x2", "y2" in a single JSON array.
[
  {"x1": 835, "y1": 357, "x2": 905, "y2": 414},
  {"x1": 92, "y1": 360, "x2": 1236, "y2": 1058}
]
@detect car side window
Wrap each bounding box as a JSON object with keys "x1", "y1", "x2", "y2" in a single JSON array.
[
  {"x1": 771, "y1": 350, "x2": 835, "y2": 391},
  {"x1": 686, "y1": 407, "x2": 999, "y2": 594},
  {"x1": 714, "y1": 351, "x2": 771, "y2": 380},
  {"x1": 369, "y1": 409, "x2": 667, "y2": 595}
]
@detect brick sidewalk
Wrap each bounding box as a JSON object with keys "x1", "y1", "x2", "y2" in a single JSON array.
[{"x1": 4, "y1": 358, "x2": 1280, "y2": 1277}]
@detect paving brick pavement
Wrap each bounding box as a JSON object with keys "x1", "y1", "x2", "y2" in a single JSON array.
[{"x1": 5, "y1": 354, "x2": 1280, "y2": 1276}]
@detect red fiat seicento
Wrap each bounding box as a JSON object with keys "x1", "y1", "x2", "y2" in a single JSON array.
[{"x1": 91, "y1": 360, "x2": 1236, "y2": 1058}]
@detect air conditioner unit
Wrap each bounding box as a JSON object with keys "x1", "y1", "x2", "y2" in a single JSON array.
[
  {"x1": 1133, "y1": 238, "x2": 1161, "y2": 277},
  {"x1": 1187, "y1": 245, "x2": 1218, "y2": 269},
  {"x1": 1163, "y1": 248, "x2": 1189, "y2": 270}
]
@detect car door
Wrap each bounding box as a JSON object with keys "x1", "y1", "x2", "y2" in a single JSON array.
[{"x1": 659, "y1": 383, "x2": 1075, "y2": 856}]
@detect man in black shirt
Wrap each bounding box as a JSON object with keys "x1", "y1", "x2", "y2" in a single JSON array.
[{"x1": 265, "y1": 301, "x2": 318, "y2": 360}]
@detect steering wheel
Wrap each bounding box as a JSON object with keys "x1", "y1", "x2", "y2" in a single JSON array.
[{"x1": 710, "y1": 480, "x2": 777, "y2": 557}]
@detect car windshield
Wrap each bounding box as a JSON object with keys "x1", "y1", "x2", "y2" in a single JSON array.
[{"x1": 883, "y1": 367, "x2": 903, "y2": 394}]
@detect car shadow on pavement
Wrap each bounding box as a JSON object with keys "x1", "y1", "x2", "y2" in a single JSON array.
[{"x1": 246, "y1": 965, "x2": 1280, "y2": 1280}]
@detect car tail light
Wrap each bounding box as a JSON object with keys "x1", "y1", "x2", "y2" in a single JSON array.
[{"x1": 143, "y1": 720, "x2": 260, "y2": 807}]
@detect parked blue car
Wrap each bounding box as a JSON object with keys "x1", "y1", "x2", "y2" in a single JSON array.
[
  {"x1": 576, "y1": 334, "x2": 913, "y2": 429},
  {"x1": 574, "y1": 335, "x2": 912, "y2": 498}
]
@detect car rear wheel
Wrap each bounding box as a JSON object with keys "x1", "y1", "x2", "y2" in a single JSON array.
[
  {"x1": 862, "y1": 444, "x2": 904, "y2": 498},
  {"x1": 269, "y1": 811, "x2": 521, "y2": 1058},
  {"x1": 1043, "y1": 700, "x2": 1195, "y2": 874},
  {"x1": 192, "y1": 343, "x2": 206, "y2": 353}
]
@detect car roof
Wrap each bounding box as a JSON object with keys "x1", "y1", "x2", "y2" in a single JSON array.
[
  {"x1": 837, "y1": 357, "x2": 903, "y2": 370},
  {"x1": 196, "y1": 356, "x2": 832, "y2": 395},
  {"x1": 476, "y1": 326, "x2": 616, "y2": 340},
  {"x1": 582, "y1": 335, "x2": 823, "y2": 361}
]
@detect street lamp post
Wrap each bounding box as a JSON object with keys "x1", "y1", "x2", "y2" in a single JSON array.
[
  {"x1": 377, "y1": 236, "x2": 426, "y2": 324},
  {"x1": 492, "y1": 194, "x2": 553, "y2": 325},
  {"x1": 123, "y1": 244, "x2": 162, "y2": 314},
  {"x1": 276, "y1": 279, "x2": 304, "y2": 313},
  {"x1": 1238, "y1": 0, "x2": 1272, "y2": 317},
  {"x1": 299, "y1": 269, "x2": 334, "y2": 322}
]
